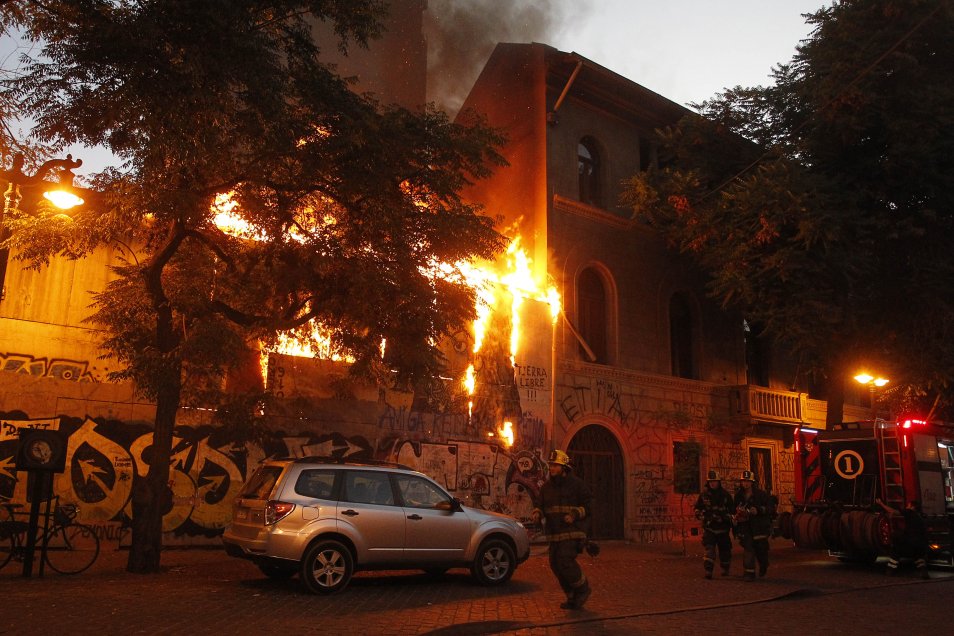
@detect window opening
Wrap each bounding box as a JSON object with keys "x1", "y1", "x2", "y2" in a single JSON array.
[
  {"x1": 670, "y1": 294, "x2": 695, "y2": 379},
  {"x1": 577, "y1": 268, "x2": 607, "y2": 363},
  {"x1": 578, "y1": 137, "x2": 601, "y2": 207}
]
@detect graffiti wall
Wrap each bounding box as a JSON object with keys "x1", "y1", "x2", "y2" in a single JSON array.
[
  {"x1": 0, "y1": 409, "x2": 546, "y2": 550},
  {"x1": 554, "y1": 369, "x2": 794, "y2": 544},
  {"x1": 0, "y1": 352, "x2": 101, "y2": 382}
]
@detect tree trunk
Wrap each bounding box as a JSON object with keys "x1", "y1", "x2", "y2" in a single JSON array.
[
  {"x1": 126, "y1": 373, "x2": 181, "y2": 573},
  {"x1": 825, "y1": 362, "x2": 846, "y2": 429},
  {"x1": 127, "y1": 271, "x2": 183, "y2": 573}
]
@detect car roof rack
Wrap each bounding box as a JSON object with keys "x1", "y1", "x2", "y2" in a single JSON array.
[{"x1": 288, "y1": 455, "x2": 416, "y2": 471}]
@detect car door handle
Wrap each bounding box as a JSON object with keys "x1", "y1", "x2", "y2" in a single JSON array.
[
  {"x1": 342, "y1": 509, "x2": 359, "y2": 516},
  {"x1": 407, "y1": 514, "x2": 423, "y2": 520}
]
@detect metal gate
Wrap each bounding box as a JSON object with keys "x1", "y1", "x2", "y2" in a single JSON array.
[{"x1": 567, "y1": 424, "x2": 624, "y2": 539}]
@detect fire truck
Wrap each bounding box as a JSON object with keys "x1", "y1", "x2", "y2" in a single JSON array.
[{"x1": 779, "y1": 418, "x2": 954, "y2": 566}]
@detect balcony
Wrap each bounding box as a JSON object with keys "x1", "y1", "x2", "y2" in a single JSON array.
[{"x1": 730, "y1": 385, "x2": 808, "y2": 426}]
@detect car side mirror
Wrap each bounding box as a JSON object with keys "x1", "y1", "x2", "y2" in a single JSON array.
[{"x1": 434, "y1": 499, "x2": 462, "y2": 512}]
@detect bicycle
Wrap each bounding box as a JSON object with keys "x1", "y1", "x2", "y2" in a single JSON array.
[{"x1": 0, "y1": 497, "x2": 100, "y2": 575}]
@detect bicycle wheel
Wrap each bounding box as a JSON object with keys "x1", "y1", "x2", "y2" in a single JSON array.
[
  {"x1": 0, "y1": 525, "x2": 13, "y2": 570},
  {"x1": 44, "y1": 523, "x2": 100, "y2": 574}
]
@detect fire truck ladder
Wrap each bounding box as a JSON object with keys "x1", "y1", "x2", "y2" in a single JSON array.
[{"x1": 875, "y1": 419, "x2": 905, "y2": 506}]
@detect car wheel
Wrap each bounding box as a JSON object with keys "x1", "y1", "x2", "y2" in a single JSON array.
[
  {"x1": 300, "y1": 540, "x2": 354, "y2": 594},
  {"x1": 471, "y1": 539, "x2": 515, "y2": 585},
  {"x1": 257, "y1": 562, "x2": 296, "y2": 580}
]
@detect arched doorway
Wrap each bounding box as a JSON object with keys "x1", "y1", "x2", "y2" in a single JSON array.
[{"x1": 567, "y1": 424, "x2": 624, "y2": 539}]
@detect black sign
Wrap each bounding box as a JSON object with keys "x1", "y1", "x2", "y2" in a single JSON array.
[{"x1": 15, "y1": 429, "x2": 67, "y2": 473}]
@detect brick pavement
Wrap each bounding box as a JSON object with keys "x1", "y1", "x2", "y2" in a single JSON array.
[{"x1": 2, "y1": 539, "x2": 950, "y2": 635}]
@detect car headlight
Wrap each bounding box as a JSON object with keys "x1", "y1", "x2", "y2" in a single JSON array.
[{"x1": 515, "y1": 521, "x2": 526, "y2": 529}]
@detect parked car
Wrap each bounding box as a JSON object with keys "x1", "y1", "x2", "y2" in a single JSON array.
[{"x1": 222, "y1": 457, "x2": 531, "y2": 594}]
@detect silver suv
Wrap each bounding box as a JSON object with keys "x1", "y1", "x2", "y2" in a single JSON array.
[{"x1": 222, "y1": 457, "x2": 531, "y2": 594}]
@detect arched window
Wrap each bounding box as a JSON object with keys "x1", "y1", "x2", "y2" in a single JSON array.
[
  {"x1": 669, "y1": 293, "x2": 696, "y2": 379},
  {"x1": 743, "y1": 319, "x2": 770, "y2": 387},
  {"x1": 578, "y1": 137, "x2": 601, "y2": 207},
  {"x1": 577, "y1": 268, "x2": 607, "y2": 363}
]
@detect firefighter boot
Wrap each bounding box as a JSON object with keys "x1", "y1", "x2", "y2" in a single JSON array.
[
  {"x1": 571, "y1": 582, "x2": 592, "y2": 609},
  {"x1": 758, "y1": 563, "x2": 768, "y2": 577},
  {"x1": 720, "y1": 563, "x2": 731, "y2": 576},
  {"x1": 559, "y1": 590, "x2": 575, "y2": 610},
  {"x1": 704, "y1": 565, "x2": 713, "y2": 580},
  {"x1": 917, "y1": 559, "x2": 930, "y2": 580}
]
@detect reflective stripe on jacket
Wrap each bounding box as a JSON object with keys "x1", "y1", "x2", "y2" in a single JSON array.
[{"x1": 533, "y1": 473, "x2": 593, "y2": 542}]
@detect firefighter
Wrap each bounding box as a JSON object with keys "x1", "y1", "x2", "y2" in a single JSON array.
[
  {"x1": 531, "y1": 449, "x2": 595, "y2": 610},
  {"x1": 733, "y1": 470, "x2": 772, "y2": 581},
  {"x1": 694, "y1": 469, "x2": 734, "y2": 579},
  {"x1": 875, "y1": 498, "x2": 930, "y2": 579}
]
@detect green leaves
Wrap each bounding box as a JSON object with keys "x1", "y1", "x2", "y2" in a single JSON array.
[
  {"x1": 624, "y1": 0, "x2": 954, "y2": 419},
  {"x1": 5, "y1": 0, "x2": 506, "y2": 399}
]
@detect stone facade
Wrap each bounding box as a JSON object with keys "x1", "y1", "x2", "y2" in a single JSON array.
[{"x1": 0, "y1": 37, "x2": 870, "y2": 547}]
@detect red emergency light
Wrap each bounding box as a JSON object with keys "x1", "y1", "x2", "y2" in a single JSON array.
[{"x1": 901, "y1": 419, "x2": 927, "y2": 429}]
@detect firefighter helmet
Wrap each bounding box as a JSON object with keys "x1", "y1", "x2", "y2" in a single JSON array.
[
  {"x1": 706, "y1": 470, "x2": 721, "y2": 481},
  {"x1": 740, "y1": 470, "x2": 755, "y2": 482},
  {"x1": 547, "y1": 449, "x2": 572, "y2": 468}
]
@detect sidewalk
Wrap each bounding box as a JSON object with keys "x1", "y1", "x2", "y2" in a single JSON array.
[{"x1": 2, "y1": 539, "x2": 947, "y2": 635}]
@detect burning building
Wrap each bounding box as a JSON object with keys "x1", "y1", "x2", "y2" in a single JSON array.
[{"x1": 0, "y1": 3, "x2": 876, "y2": 547}]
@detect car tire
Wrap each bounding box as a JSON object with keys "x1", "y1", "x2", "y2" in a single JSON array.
[
  {"x1": 471, "y1": 538, "x2": 516, "y2": 586},
  {"x1": 257, "y1": 562, "x2": 296, "y2": 580},
  {"x1": 300, "y1": 540, "x2": 354, "y2": 594}
]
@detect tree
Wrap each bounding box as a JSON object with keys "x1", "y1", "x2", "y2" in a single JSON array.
[
  {"x1": 624, "y1": 0, "x2": 954, "y2": 424},
  {"x1": 1, "y1": 0, "x2": 505, "y2": 572}
]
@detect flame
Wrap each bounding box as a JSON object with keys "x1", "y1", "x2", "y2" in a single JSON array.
[
  {"x1": 215, "y1": 192, "x2": 561, "y2": 444},
  {"x1": 499, "y1": 237, "x2": 560, "y2": 362},
  {"x1": 451, "y1": 235, "x2": 560, "y2": 448},
  {"x1": 463, "y1": 364, "x2": 476, "y2": 394},
  {"x1": 457, "y1": 236, "x2": 560, "y2": 361},
  {"x1": 498, "y1": 421, "x2": 514, "y2": 448},
  {"x1": 258, "y1": 325, "x2": 357, "y2": 386},
  {"x1": 212, "y1": 190, "x2": 332, "y2": 244}
]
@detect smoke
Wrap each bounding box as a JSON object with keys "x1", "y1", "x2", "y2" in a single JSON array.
[{"x1": 424, "y1": 0, "x2": 587, "y2": 116}]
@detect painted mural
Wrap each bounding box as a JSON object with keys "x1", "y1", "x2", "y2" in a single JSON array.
[
  {"x1": 0, "y1": 352, "x2": 101, "y2": 382},
  {"x1": 554, "y1": 370, "x2": 794, "y2": 542},
  {"x1": 1, "y1": 307, "x2": 793, "y2": 550},
  {"x1": 0, "y1": 408, "x2": 548, "y2": 549}
]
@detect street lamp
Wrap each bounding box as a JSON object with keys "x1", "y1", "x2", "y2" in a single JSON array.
[
  {"x1": 854, "y1": 373, "x2": 889, "y2": 388},
  {"x1": 1, "y1": 152, "x2": 85, "y2": 224},
  {"x1": 854, "y1": 372, "x2": 889, "y2": 412},
  {"x1": 1, "y1": 152, "x2": 85, "y2": 301}
]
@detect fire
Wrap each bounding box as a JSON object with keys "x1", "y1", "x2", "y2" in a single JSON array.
[
  {"x1": 463, "y1": 235, "x2": 560, "y2": 361},
  {"x1": 213, "y1": 193, "x2": 559, "y2": 449},
  {"x1": 455, "y1": 234, "x2": 560, "y2": 448},
  {"x1": 212, "y1": 192, "x2": 255, "y2": 238},
  {"x1": 463, "y1": 364, "x2": 476, "y2": 423},
  {"x1": 498, "y1": 421, "x2": 515, "y2": 448},
  {"x1": 257, "y1": 324, "x2": 357, "y2": 382}
]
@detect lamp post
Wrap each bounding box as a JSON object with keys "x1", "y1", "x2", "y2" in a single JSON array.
[
  {"x1": 1, "y1": 153, "x2": 85, "y2": 574},
  {"x1": 1, "y1": 152, "x2": 85, "y2": 302},
  {"x1": 1, "y1": 152, "x2": 85, "y2": 224},
  {"x1": 854, "y1": 372, "x2": 889, "y2": 414}
]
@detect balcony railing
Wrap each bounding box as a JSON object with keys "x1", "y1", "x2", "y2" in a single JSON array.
[{"x1": 730, "y1": 385, "x2": 808, "y2": 425}]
